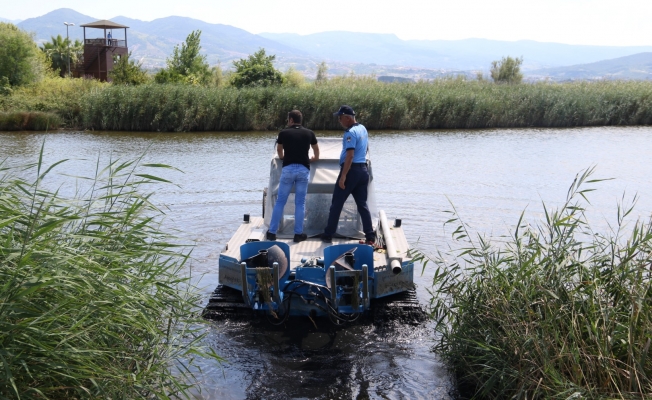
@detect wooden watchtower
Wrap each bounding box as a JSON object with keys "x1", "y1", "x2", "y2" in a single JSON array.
[{"x1": 78, "y1": 19, "x2": 129, "y2": 81}]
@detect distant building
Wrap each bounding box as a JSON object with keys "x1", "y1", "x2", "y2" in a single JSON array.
[{"x1": 75, "y1": 19, "x2": 129, "y2": 81}]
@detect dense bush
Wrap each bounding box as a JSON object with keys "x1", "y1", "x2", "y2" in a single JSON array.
[
  {"x1": 0, "y1": 111, "x2": 61, "y2": 130},
  {"x1": 0, "y1": 76, "x2": 107, "y2": 127},
  {"x1": 491, "y1": 56, "x2": 524, "y2": 84},
  {"x1": 0, "y1": 149, "x2": 220, "y2": 398},
  {"x1": 154, "y1": 30, "x2": 211, "y2": 85},
  {"x1": 417, "y1": 168, "x2": 652, "y2": 399},
  {"x1": 109, "y1": 52, "x2": 150, "y2": 85},
  {"x1": 230, "y1": 49, "x2": 284, "y2": 88},
  {"x1": 0, "y1": 23, "x2": 48, "y2": 87}
]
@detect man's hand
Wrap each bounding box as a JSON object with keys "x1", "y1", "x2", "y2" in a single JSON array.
[{"x1": 338, "y1": 175, "x2": 346, "y2": 189}]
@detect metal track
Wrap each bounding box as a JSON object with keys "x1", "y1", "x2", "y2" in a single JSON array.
[
  {"x1": 370, "y1": 288, "x2": 428, "y2": 325},
  {"x1": 202, "y1": 285, "x2": 427, "y2": 324},
  {"x1": 202, "y1": 285, "x2": 252, "y2": 320}
]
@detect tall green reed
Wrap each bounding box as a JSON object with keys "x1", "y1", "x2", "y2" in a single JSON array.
[
  {"x1": 0, "y1": 144, "x2": 221, "y2": 399},
  {"x1": 416, "y1": 167, "x2": 652, "y2": 399},
  {"x1": 81, "y1": 79, "x2": 652, "y2": 132},
  {"x1": 0, "y1": 111, "x2": 61, "y2": 130}
]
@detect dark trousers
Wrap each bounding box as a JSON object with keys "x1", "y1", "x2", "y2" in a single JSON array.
[{"x1": 324, "y1": 164, "x2": 375, "y2": 241}]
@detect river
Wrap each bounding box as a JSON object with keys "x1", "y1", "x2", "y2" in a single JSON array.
[{"x1": 2, "y1": 127, "x2": 652, "y2": 399}]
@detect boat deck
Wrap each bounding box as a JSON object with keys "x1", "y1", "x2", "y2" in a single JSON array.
[{"x1": 221, "y1": 217, "x2": 403, "y2": 270}]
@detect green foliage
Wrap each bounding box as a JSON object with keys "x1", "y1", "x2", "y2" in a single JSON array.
[
  {"x1": 416, "y1": 167, "x2": 652, "y2": 399},
  {"x1": 154, "y1": 30, "x2": 211, "y2": 85},
  {"x1": 0, "y1": 111, "x2": 61, "y2": 130},
  {"x1": 491, "y1": 56, "x2": 524, "y2": 84},
  {"x1": 283, "y1": 66, "x2": 306, "y2": 88},
  {"x1": 209, "y1": 65, "x2": 226, "y2": 87},
  {"x1": 315, "y1": 61, "x2": 329, "y2": 85},
  {"x1": 0, "y1": 77, "x2": 11, "y2": 96},
  {"x1": 40, "y1": 34, "x2": 83, "y2": 77},
  {"x1": 110, "y1": 52, "x2": 149, "y2": 85},
  {"x1": 78, "y1": 79, "x2": 652, "y2": 132},
  {"x1": 5, "y1": 76, "x2": 652, "y2": 131},
  {"x1": 0, "y1": 22, "x2": 46, "y2": 86},
  {"x1": 0, "y1": 147, "x2": 221, "y2": 398},
  {"x1": 230, "y1": 48, "x2": 283, "y2": 88},
  {"x1": 0, "y1": 76, "x2": 107, "y2": 127}
]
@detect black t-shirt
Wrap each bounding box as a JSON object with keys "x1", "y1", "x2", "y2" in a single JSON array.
[{"x1": 277, "y1": 125, "x2": 318, "y2": 170}]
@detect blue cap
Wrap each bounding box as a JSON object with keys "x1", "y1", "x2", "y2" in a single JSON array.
[{"x1": 333, "y1": 105, "x2": 355, "y2": 116}]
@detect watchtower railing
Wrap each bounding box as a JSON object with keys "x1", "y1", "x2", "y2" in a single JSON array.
[{"x1": 85, "y1": 38, "x2": 126, "y2": 47}]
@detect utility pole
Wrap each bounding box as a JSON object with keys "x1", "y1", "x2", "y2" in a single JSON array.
[{"x1": 63, "y1": 22, "x2": 75, "y2": 77}]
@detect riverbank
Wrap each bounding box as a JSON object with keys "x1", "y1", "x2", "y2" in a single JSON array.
[
  {"x1": 0, "y1": 151, "x2": 219, "y2": 398},
  {"x1": 419, "y1": 168, "x2": 652, "y2": 399},
  {"x1": 2, "y1": 77, "x2": 652, "y2": 132}
]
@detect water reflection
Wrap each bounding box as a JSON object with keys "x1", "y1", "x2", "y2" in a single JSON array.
[{"x1": 200, "y1": 319, "x2": 451, "y2": 400}]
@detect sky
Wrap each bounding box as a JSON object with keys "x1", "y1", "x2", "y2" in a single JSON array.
[{"x1": 3, "y1": 0, "x2": 652, "y2": 46}]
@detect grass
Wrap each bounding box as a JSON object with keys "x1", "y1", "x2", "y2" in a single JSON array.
[
  {"x1": 0, "y1": 76, "x2": 107, "y2": 128},
  {"x1": 0, "y1": 111, "x2": 61, "y2": 130},
  {"x1": 0, "y1": 144, "x2": 221, "y2": 399},
  {"x1": 3, "y1": 77, "x2": 652, "y2": 131},
  {"x1": 416, "y1": 167, "x2": 652, "y2": 399}
]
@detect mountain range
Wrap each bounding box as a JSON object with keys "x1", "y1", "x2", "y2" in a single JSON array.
[
  {"x1": 9, "y1": 8, "x2": 652, "y2": 80},
  {"x1": 0, "y1": 17, "x2": 22, "y2": 24},
  {"x1": 529, "y1": 52, "x2": 652, "y2": 81}
]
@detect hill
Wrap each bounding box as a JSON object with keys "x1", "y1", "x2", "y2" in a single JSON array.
[
  {"x1": 260, "y1": 32, "x2": 652, "y2": 71},
  {"x1": 10, "y1": 8, "x2": 652, "y2": 80},
  {"x1": 529, "y1": 52, "x2": 652, "y2": 81},
  {"x1": 17, "y1": 8, "x2": 303, "y2": 68},
  {"x1": 0, "y1": 17, "x2": 22, "y2": 24}
]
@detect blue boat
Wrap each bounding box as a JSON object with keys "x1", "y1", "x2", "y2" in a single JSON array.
[{"x1": 204, "y1": 138, "x2": 422, "y2": 324}]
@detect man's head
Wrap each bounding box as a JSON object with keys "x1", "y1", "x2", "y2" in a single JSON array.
[
  {"x1": 333, "y1": 105, "x2": 356, "y2": 128},
  {"x1": 287, "y1": 110, "x2": 302, "y2": 125}
]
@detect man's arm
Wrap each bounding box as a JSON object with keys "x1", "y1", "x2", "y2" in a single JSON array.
[
  {"x1": 310, "y1": 143, "x2": 320, "y2": 162},
  {"x1": 339, "y1": 149, "x2": 354, "y2": 189},
  {"x1": 277, "y1": 143, "x2": 284, "y2": 160}
]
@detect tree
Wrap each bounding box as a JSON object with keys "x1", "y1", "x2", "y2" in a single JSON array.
[
  {"x1": 283, "y1": 66, "x2": 306, "y2": 87},
  {"x1": 490, "y1": 56, "x2": 523, "y2": 84},
  {"x1": 230, "y1": 48, "x2": 283, "y2": 88},
  {"x1": 315, "y1": 61, "x2": 328, "y2": 85},
  {"x1": 41, "y1": 35, "x2": 83, "y2": 77},
  {"x1": 109, "y1": 52, "x2": 149, "y2": 85},
  {"x1": 0, "y1": 22, "x2": 46, "y2": 86},
  {"x1": 154, "y1": 30, "x2": 211, "y2": 85},
  {"x1": 208, "y1": 65, "x2": 227, "y2": 87}
]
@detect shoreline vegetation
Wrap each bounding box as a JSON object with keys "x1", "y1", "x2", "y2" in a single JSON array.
[
  {"x1": 2, "y1": 77, "x2": 652, "y2": 132},
  {"x1": 2, "y1": 24, "x2": 651, "y2": 133},
  {"x1": 416, "y1": 168, "x2": 652, "y2": 399},
  {"x1": 0, "y1": 148, "x2": 220, "y2": 398}
]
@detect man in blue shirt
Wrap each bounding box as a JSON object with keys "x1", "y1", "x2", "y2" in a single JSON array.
[{"x1": 322, "y1": 105, "x2": 376, "y2": 245}]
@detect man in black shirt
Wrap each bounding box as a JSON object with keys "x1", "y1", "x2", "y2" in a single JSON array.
[{"x1": 267, "y1": 110, "x2": 319, "y2": 242}]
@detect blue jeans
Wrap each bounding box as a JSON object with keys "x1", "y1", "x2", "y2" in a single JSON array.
[{"x1": 269, "y1": 164, "x2": 310, "y2": 235}]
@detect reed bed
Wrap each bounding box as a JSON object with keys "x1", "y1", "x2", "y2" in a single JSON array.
[
  {"x1": 0, "y1": 146, "x2": 220, "y2": 399},
  {"x1": 81, "y1": 79, "x2": 652, "y2": 132},
  {"x1": 0, "y1": 111, "x2": 61, "y2": 130},
  {"x1": 416, "y1": 167, "x2": 652, "y2": 399},
  {"x1": 0, "y1": 76, "x2": 107, "y2": 128}
]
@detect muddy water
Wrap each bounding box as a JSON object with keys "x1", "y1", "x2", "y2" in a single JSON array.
[{"x1": 2, "y1": 127, "x2": 652, "y2": 399}]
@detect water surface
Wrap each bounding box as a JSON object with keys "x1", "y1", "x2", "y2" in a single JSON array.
[{"x1": 2, "y1": 127, "x2": 652, "y2": 399}]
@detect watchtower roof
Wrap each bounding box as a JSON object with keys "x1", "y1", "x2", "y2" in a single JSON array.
[{"x1": 80, "y1": 19, "x2": 129, "y2": 29}]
